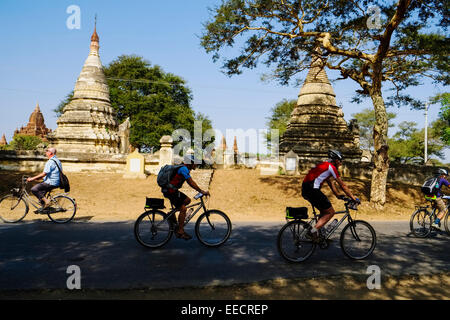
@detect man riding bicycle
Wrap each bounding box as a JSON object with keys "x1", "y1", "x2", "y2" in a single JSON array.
[
  {"x1": 429, "y1": 168, "x2": 449, "y2": 229},
  {"x1": 161, "y1": 154, "x2": 210, "y2": 240},
  {"x1": 26, "y1": 147, "x2": 62, "y2": 212},
  {"x1": 302, "y1": 150, "x2": 359, "y2": 242}
]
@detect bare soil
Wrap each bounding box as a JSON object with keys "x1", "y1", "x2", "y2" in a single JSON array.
[{"x1": 0, "y1": 168, "x2": 426, "y2": 222}]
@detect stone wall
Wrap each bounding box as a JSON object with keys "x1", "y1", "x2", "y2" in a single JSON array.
[
  {"x1": 0, "y1": 150, "x2": 161, "y2": 175},
  {"x1": 297, "y1": 161, "x2": 448, "y2": 186}
]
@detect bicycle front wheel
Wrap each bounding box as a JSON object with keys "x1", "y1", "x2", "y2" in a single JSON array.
[
  {"x1": 195, "y1": 210, "x2": 232, "y2": 247},
  {"x1": 47, "y1": 195, "x2": 76, "y2": 223},
  {"x1": 0, "y1": 194, "x2": 29, "y2": 223},
  {"x1": 277, "y1": 220, "x2": 316, "y2": 263},
  {"x1": 410, "y1": 209, "x2": 432, "y2": 238},
  {"x1": 134, "y1": 210, "x2": 172, "y2": 248},
  {"x1": 340, "y1": 220, "x2": 376, "y2": 260},
  {"x1": 444, "y1": 209, "x2": 450, "y2": 235}
]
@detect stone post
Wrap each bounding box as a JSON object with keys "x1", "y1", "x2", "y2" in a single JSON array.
[
  {"x1": 284, "y1": 150, "x2": 299, "y2": 175},
  {"x1": 159, "y1": 135, "x2": 173, "y2": 167},
  {"x1": 123, "y1": 149, "x2": 147, "y2": 179}
]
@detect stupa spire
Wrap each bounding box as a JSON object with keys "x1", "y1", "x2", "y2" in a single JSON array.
[{"x1": 49, "y1": 20, "x2": 120, "y2": 154}]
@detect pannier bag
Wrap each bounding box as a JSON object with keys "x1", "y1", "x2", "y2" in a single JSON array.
[
  {"x1": 286, "y1": 207, "x2": 308, "y2": 220},
  {"x1": 145, "y1": 197, "x2": 165, "y2": 209},
  {"x1": 421, "y1": 177, "x2": 439, "y2": 196}
]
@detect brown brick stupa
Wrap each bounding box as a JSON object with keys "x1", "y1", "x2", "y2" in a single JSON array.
[
  {"x1": 279, "y1": 52, "x2": 361, "y2": 162},
  {"x1": 14, "y1": 103, "x2": 52, "y2": 141},
  {"x1": 48, "y1": 24, "x2": 120, "y2": 153},
  {"x1": 0, "y1": 134, "x2": 7, "y2": 146}
]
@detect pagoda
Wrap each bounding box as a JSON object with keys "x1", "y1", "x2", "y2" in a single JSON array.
[
  {"x1": 279, "y1": 52, "x2": 361, "y2": 162},
  {"x1": 14, "y1": 103, "x2": 52, "y2": 141},
  {"x1": 48, "y1": 23, "x2": 120, "y2": 153},
  {"x1": 0, "y1": 134, "x2": 7, "y2": 146}
]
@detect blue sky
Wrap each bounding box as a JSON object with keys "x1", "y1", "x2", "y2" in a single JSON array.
[{"x1": 0, "y1": 0, "x2": 448, "y2": 161}]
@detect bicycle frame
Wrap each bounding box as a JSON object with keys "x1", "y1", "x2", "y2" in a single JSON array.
[
  {"x1": 147, "y1": 196, "x2": 208, "y2": 227},
  {"x1": 16, "y1": 177, "x2": 71, "y2": 211},
  {"x1": 307, "y1": 203, "x2": 358, "y2": 241}
]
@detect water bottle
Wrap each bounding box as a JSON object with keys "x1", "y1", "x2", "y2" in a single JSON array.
[
  {"x1": 326, "y1": 219, "x2": 338, "y2": 234},
  {"x1": 186, "y1": 208, "x2": 194, "y2": 221}
]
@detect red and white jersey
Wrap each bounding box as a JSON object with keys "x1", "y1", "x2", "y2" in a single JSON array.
[{"x1": 303, "y1": 161, "x2": 339, "y2": 189}]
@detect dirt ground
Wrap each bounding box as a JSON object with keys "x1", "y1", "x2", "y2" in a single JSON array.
[
  {"x1": 0, "y1": 168, "x2": 426, "y2": 222},
  {"x1": 2, "y1": 273, "x2": 449, "y2": 300}
]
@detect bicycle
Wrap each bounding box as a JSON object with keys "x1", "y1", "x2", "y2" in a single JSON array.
[
  {"x1": 0, "y1": 176, "x2": 77, "y2": 224},
  {"x1": 277, "y1": 197, "x2": 377, "y2": 262},
  {"x1": 410, "y1": 195, "x2": 450, "y2": 238},
  {"x1": 134, "y1": 193, "x2": 232, "y2": 248}
]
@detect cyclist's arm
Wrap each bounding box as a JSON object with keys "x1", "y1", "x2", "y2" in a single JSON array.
[
  {"x1": 334, "y1": 176, "x2": 357, "y2": 201},
  {"x1": 27, "y1": 172, "x2": 46, "y2": 182},
  {"x1": 186, "y1": 178, "x2": 210, "y2": 196},
  {"x1": 326, "y1": 179, "x2": 341, "y2": 198}
]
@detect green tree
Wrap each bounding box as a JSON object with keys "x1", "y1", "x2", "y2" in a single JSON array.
[
  {"x1": 265, "y1": 99, "x2": 296, "y2": 146},
  {"x1": 10, "y1": 135, "x2": 44, "y2": 150},
  {"x1": 55, "y1": 55, "x2": 213, "y2": 151},
  {"x1": 201, "y1": 0, "x2": 449, "y2": 208},
  {"x1": 388, "y1": 121, "x2": 445, "y2": 163},
  {"x1": 430, "y1": 92, "x2": 450, "y2": 145},
  {"x1": 352, "y1": 108, "x2": 397, "y2": 150}
]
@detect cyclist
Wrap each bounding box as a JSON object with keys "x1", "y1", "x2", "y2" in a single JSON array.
[
  {"x1": 26, "y1": 147, "x2": 62, "y2": 211},
  {"x1": 302, "y1": 150, "x2": 359, "y2": 242},
  {"x1": 430, "y1": 168, "x2": 449, "y2": 229},
  {"x1": 162, "y1": 154, "x2": 210, "y2": 240}
]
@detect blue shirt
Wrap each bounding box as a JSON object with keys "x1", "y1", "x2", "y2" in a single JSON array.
[
  {"x1": 437, "y1": 178, "x2": 450, "y2": 198},
  {"x1": 43, "y1": 156, "x2": 62, "y2": 187}
]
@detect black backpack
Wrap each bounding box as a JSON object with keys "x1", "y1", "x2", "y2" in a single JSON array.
[
  {"x1": 51, "y1": 159, "x2": 70, "y2": 192},
  {"x1": 421, "y1": 176, "x2": 439, "y2": 196}
]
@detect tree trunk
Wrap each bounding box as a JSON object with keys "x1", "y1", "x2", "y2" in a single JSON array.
[{"x1": 370, "y1": 92, "x2": 390, "y2": 210}]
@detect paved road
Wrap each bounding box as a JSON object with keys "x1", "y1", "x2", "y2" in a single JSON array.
[{"x1": 0, "y1": 220, "x2": 449, "y2": 290}]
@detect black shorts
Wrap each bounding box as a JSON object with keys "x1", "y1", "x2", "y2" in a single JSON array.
[
  {"x1": 302, "y1": 182, "x2": 332, "y2": 211},
  {"x1": 163, "y1": 190, "x2": 188, "y2": 209}
]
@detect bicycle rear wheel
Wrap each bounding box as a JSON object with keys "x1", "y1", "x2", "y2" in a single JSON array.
[
  {"x1": 0, "y1": 194, "x2": 28, "y2": 223},
  {"x1": 195, "y1": 210, "x2": 232, "y2": 247},
  {"x1": 340, "y1": 220, "x2": 376, "y2": 260},
  {"x1": 47, "y1": 195, "x2": 76, "y2": 223},
  {"x1": 410, "y1": 209, "x2": 432, "y2": 238},
  {"x1": 277, "y1": 220, "x2": 316, "y2": 263},
  {"x1": 134, "y1": 210, "x2": 172, "y2": 248}
]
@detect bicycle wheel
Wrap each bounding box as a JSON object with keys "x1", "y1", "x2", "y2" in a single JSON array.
[
  {"x1": 444, "y1": 209, "x2": 450, "y2": 235},
  {"x1": 410, "y1": 209, "x2": 432, "y2": 238},
  {"x1": 277, "y1": 220, "x2": 316, "y2": 263},
  {"x1": 47, "y1": 195, "x2": 77, "y2": 223},
  {"x1": 195, "y1": 210, "x2": 232, "y2": 247},
  {"x1": 134, "y1": 210, "x2": 172, "y2": 248},
  {"x1": 0, "y1": 194, "x2": 29, "y2": 223},
  {"x1": 340, "y1": 220, "x2": 376, "y2": 260}
]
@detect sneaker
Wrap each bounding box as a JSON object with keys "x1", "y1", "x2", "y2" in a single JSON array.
[
  {"x1": 431, "y1": 222, "x2": 441, "y2": 229},
  {"x1": 306, "y1": 230, "x2": 320, "y2": 243}
]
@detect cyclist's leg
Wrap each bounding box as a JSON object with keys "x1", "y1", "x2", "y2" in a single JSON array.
[
  {"x1": 433, "y1": 198, "x2": 446, "y2": 225},
  {"x1": 172, "y1": 192, "x2": 191, "y2": 235},
  {"x1": 305, "y1": 188, "x2": 334, "y2": 231},
  {"x1": 31, "y1": 183, "x2": 52, "y2": 206}
]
